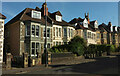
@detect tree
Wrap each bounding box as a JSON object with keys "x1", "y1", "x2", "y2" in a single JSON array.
[{"x1": 67, "y1": 36, "x2": 87, "y2": 56}]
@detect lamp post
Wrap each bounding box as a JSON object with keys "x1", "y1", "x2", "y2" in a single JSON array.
[{"x1": 45, "y1": 0, "x2": 48, "y2": 67}]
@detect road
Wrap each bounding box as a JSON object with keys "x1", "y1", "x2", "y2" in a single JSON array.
[{"x1": 24, "y1": 54, "x2": 120, "y2": 74}]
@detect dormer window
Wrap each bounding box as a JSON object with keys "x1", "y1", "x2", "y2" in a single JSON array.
[
  {"x1": 32, "y1": 10, "x2": 41, "y2": 19},
  {"x1": 94, "y1": 21, "x2": 98, "y2": 28},
  {"x1": 56, "y1": 15, "x2": 62, "y2": 22},
  {"x1": 83, "y1": 18, "x2": 88, "y2": 28},
  {"x1": 75, "y1": 23, "x2": 77, "y2": 26}
]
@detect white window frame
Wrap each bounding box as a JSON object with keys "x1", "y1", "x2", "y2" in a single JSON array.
[
  {"x1": 36, "y1": 25, "x2": 39, "y2": 37},
  {"x1": 43, "y1": 27, "x2": 51, "y2": 39},
  {"x1": 32, "y1": 10, "x2": 41, "y2": 19},
  {"x1": 56, "y1": 15, "x2": 62, "y2": 22},
  {"x1": 26, "y1": 25, "x2": 30, "y2": 36},
  {"x1": 31, "y1": 42, "x2": 41, "y2": 57},
  {"x1": 32, "y1": 25, "x2": 35, "y2": 37}
]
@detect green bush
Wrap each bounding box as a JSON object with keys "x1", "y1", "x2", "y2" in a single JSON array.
[
  {"x1": 49, "y1": 36, "x2": 87, "y2": 56},
  {"x1": 110, "y1": 45, "x2": 115, "y2": 52},
  {"x1": 67, "y1": 36, "x2": 87, "y2": 56},
  {"x1": 106, "y1": 44, "x2": 115, "y2": 52},
  {"x1": 48, "y1": 44, "x2": 69, "y2": 53}
]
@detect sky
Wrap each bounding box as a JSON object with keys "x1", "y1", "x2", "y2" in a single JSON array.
[{"x1": 1, "y1": 2, "x2": 119, "y2": 26}]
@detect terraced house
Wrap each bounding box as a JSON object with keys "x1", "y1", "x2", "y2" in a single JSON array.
[
  {"x1": 118, "y1": 27, "x2": 120, "y2": 45},
  {"x1": 99, "y1": 22, "x2": 120, "y2": 47},
  {"x1": 99, "y1": 23, "x2": 109, "y2": 44},
  {"x1": 0, "y1": 13, "x2": 6, "y2": 63},
  {"x1": 69, "y1": 13, "x2": 100, "y2": 45},
  {"x1": 4, "y1": 2, "x2": 75, "y2": 57}
]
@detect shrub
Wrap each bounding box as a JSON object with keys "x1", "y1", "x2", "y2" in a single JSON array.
[
  {"x1": 110, "y1": 45, "x2": 115, "y2": 52},
  {"x1": 106, "y1": 44, "x2": 115, "y2": 52},
  {"x1": 48, "y1": 44, "x2": 69, "y2": 53},
  {"x1": 68, "y1": 36, "x2": 87, "y2": 56}
]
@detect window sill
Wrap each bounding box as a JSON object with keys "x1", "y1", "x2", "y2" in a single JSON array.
[
  {"x1": 31, "y1": 54, "x2": 37, "y2": 57},
  {"x1": 43, "y1": 37, "x2": 50, "y2": 39}
]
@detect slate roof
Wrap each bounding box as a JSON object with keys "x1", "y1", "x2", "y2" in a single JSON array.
[
  {"x1": 69, "y1": 17, "x2": 84, "y2": 24},
  {"x1": 90, "y1": 20, "x2": 96, "y2": 27},
  {"x1": 98, "y1": 23, "x2": 109, "y2": 33},
  {"x1": 48, "y1": 11, "x2": 74, "y2": 27},
  {"x1": 99, "y1": 23, "x2": 119, "y2": 34},
  {"x1": 69, "y1": 17, "x2": 97, "y2": 31},
  {"x1": 5, "y1": 8, "x2": 52, "y2": 26},
  {"x1": 0, "y1": 13, "x2": 6, "y2": 19},
  {"x1": 5, "y1": 4, "x2": 74, "y2": 28}
]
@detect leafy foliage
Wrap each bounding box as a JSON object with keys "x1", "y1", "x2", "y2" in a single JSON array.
[
  {"x1": 49, "y1": 36, "x2": 87, "y2": 56},
  {"x1": 67, "y1": 36, "x2": 87, "y2": 56}
]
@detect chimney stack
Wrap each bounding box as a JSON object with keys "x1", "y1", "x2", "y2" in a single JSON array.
[
  {"x1": 85, "y1": 12, "x2": 90, "y2": 24},
  {"x1": 108, "y1": 22, "x2": 112, "y2": 26},
  {"x1": 41, "y1": 2, "x2": 48, "y2": 16}
]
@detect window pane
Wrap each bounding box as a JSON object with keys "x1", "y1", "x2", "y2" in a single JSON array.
[
  {"x1": 37, "y1": 13, "x2": 40, "y2": 18},
  {"x1": 59, "y1": 28, "x2": 61, "y2": 37},
  {"x1": 33, "y1": 12, "x2": 37, "y2": 17},
  {"x1": 27, "y1": 25, "x2": 30, "y2": 36},
  {"x1": 59, "y1": 42, "x2": 61, "y2": 45},
  {"x1": 36, "y1": 43, "x2": 39, "y2": 54},
  {"x1": 71, "y1": 29, "x2": 73, "y2": 37},
  {"x1": 36, "y1": 26, "x2": 39, "y2": 36},
  {"x1": 32, "y1": 25, "x2": 35, "y2": 36},
  {"x1": 68, "y1": 29, "x2": 70, "y2": 37},
  {"x1": 56, "y1": 27, "x2": 58, "y2": 37},
  {"x1": 97, "y1": 33, "x2": 99, "y2": 39},
  {"x1": 43, "y1": 28, "x2": 45, "y2": 37},
  {"x1": 56, "y1": 42, "x2": 58, "y2": 46},
  {"x1": 64, "y1": 28, "x2": 67, "y2": 37},
  {"x1": 47, "y1": 28, "x2": 50, "y2": 37},
  {"x1": 32, "y1": 42, "x2": 35, "y2": 54},
  {"x1": 47, "y1": 43, "x2": 50, "y2": 48}
]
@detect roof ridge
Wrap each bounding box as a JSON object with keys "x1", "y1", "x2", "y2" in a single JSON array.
[
  {"x1": 20, "y1": 8, "x2": 28, "y2": 20},
  {"x1": 5, "y1": 8, "x2": 26, "y2": 25}
]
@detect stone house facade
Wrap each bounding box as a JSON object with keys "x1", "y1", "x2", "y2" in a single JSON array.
[
  {"x1": 69, "y1": 13, "x2": 100, "y2": 45},
  {"x1": 4, "y1": 3, "x2": 75, "y2": 57},
  {"x1": 99, "y1": 22, "x2": 120, "y2": 47},
  {"x1": 0, "y1": 13, "x2": 6, "y2": 63}
]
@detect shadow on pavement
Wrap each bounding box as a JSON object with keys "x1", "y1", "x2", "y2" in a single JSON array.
[{"x1": 49, "y1": 54, "x2": 120, "y2": 75}]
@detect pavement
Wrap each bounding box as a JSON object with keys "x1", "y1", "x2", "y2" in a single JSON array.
[
  {"x1": 2, "y1": 52, "x2": 120, "y2": 75},
  {"x1": 2, "y1": 64, "x2": 50, "y2": 74}
]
